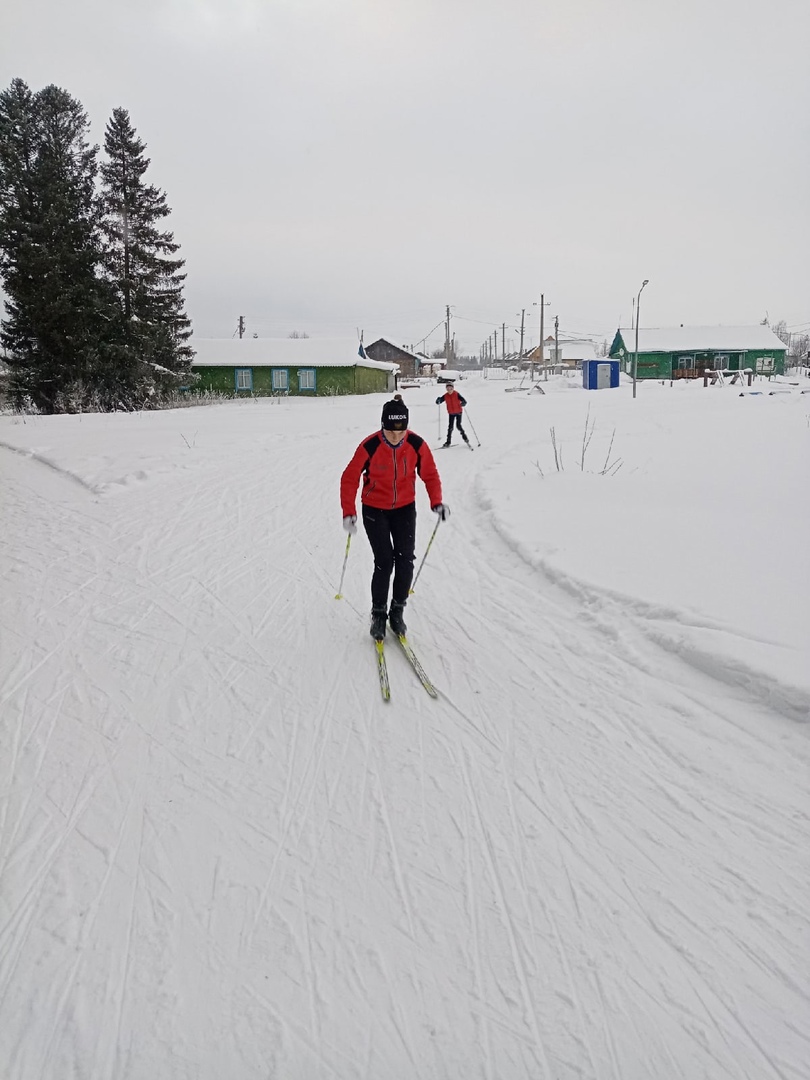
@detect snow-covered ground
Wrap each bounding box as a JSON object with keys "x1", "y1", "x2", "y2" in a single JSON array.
[{"x1": 1, "y1": 372, "x2": 808, "y2": 1079}]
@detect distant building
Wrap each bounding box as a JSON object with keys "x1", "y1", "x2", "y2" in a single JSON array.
[
  {"x1": 364, "y1": 339, "x2": 445, "y2": 379},
  {"x1": 524, "y1": 338, "x2": 599, "y2": 369},
  {"x1": 609, "y1": 326, "x2": 787, "y2": 380},
  {"x1": 191, "y1": 338, "x2": 397, "y2": 396}
]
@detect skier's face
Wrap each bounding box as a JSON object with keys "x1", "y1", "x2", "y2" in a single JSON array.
[{"x1": 380, "y1": 425, "x2": 406, "y2": 447}]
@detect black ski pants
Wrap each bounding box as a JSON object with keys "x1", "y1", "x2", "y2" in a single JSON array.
[
  {"x1": 446, "y1": 412, "x2": 467, "y2": 443},
  {"x1": 362, "y1": 502, "x2": 416, "y2": 609}
]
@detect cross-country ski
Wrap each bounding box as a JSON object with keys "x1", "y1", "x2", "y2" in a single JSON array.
[
  {"x1": 375, "y1": 639, "x2": 391, "y2": 701},
  {"x1": 394, "y1": 634, "x2": 438, "y2": 697}
]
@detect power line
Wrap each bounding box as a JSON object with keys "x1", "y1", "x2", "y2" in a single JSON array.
[{"x1": 452, "y1": 314, "x2": 503, "y2": 327}]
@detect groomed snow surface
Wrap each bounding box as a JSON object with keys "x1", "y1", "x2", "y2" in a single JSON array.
[{"x1": 1, "y1": 373, "x2": 808, "y2": 1080}]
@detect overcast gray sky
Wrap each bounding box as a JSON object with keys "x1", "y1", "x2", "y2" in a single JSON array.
[{"x1": 3, "y1": 0, "x2": 809, "y2": 353}]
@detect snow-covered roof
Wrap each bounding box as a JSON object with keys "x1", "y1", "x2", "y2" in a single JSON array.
[
  {"x1": 190, "y1": 337, "x2": 397, "y2": 373},
  {"x1": 368, "y1": 339, "x2": 446, "y2": 368},
  {"x1": 556, "y1": 339, "x2": 600, "y2": 361},
  {"x1": 524, "y1": 339, "x2": 599, "y2": 361},
  {"x1": 616, "y1": 326, "x2": 787, "y2": 353}
]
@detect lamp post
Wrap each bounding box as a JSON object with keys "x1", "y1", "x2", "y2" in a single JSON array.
[{"x1": 633, "y1": 279, "x2": 649, "y2": 400}]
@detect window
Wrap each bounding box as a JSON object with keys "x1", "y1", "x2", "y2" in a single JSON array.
[
  {"x1": 758, "y1": 356, "x2": 775, "y2": 373},
  {"x1": 299, "y1": 368, "x2": 316, "y2": 391},
  {"x1": 674, "y1": 354, "x2": 695, "y2": 370},
  {"x1": 235, "y1": 368, "x2": 252, "y2": 391},
  {"x1": 714, "y1": 354, "x2": 729, "y2": 370},
  {"x1": 272, "y1": 368, "x2": 288, "y2": 391}
]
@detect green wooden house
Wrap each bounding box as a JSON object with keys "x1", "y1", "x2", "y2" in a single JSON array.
[
  {"x1": 190, "y1": 338, "x2": 397, "y2": 396},
  {"x1": 609, "y1": 326, "x2": 787, "y2": 380}
]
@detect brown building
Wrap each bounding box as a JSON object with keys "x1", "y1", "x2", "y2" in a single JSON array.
[{"x1": 365, "y1": 339, "x2": 436, "y2": 380}]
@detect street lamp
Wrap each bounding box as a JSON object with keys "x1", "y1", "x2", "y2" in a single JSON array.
[{"x1": 633, "y1": 279, "x2": 649, "y2": 400}]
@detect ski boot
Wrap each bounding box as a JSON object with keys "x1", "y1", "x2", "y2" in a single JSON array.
[
  {"x1": 388, "y1": 601, "x2": 407, "y2": 637},
  {"x1": 369, "y1": 607, "x2": 387, "y2": 640}
]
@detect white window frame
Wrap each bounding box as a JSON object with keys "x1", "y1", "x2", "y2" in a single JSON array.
[
  {"x1": 298, "y1": 368, "x2": 316, "y2": 391},
  {"x1": 271, "y1": 368, "x2": 289, "y2": 391},
  {"x1": 235, "y1": 367, "x2": 252, "y2": 391}
]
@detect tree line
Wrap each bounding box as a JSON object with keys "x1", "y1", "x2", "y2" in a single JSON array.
[{"x1": 0, "y1": 78, "x2": 193, "y2": 412}]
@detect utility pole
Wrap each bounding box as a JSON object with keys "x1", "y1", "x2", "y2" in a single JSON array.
[
  {"x1": 538, "y1": 293, "x2": 548, "y2": 379},
  {"x1": 238, "y1": 316, "x2": 245, "y2": 339},
  {"x1": 445, "y1": 305, "x2": 451, "y2": 367},
  {"x1": 553, "y1": 314, "x2": 559, "y2": 379},
  {"x1": 502, "y1": 323, "x2": 507, "y2": 363},
  {"x1": 518, "y1": 309, "x2": 526, "y2": 359}
]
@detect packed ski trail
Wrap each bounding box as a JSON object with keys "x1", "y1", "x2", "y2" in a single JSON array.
[{"x1": 1, "y1": 387, "x2": 808, "y2": 1079}]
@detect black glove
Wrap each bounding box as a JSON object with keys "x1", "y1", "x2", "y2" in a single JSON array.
[{"x1": 431, "y1": 503, "x2": 450, "y2": 521}]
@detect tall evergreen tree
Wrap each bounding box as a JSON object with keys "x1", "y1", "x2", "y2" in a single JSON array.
[
  {"x1": 0, "y1": 79, "x2": 113, "y2": 411},
  {"x1": 100, "y1": 108, "x2": 193, "y2": 395}
]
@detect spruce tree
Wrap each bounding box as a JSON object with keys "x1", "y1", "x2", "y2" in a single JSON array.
[
  {"x1": 100, "y1": 108, "x2": 193, "y2": 397},
  {"x1": 0, "y1": 79, "x2": 112, "y2": 411}
]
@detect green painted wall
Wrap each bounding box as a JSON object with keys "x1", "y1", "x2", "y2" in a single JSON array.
[
  {"x1": 354, "y1": 365, "x2": 391, "y2": 394},
  {"x1": 629, "y1": 352, "x2": 671, "y2": 379},
  {"x1": 191, "y1": 365, "x2": 391, "y2": 396},
  {"x1": 609, "y1": 332, "x2": 786, "y2": 379},
  {"x1": 743, "y1": 350, "x2": 786, "y2": 376}
]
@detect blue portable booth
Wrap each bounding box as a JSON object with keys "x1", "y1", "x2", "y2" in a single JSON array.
[{"x1": 582, "y1": 359, "x2": 620, "y2": 390}]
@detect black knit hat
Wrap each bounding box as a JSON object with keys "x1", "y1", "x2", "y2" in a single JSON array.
[{"x1": 381, "y1": 398, "x2": 409, "y2": 431}]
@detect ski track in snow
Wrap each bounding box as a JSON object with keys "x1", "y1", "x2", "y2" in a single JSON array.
[{"x1": 0, "y1": 397, "x2": 808, "y2": 1080}]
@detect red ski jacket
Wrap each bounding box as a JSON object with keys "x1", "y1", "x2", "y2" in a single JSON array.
[
  {"x1": 341, "y1": 431, "x2": 443, "y2": 516},
  {"x1": 437, "y1": 389, "x2": 467, "y2": 414}
]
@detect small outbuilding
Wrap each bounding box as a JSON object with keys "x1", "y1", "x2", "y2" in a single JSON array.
[
  {"x1": 191, "y1": 338, "x2": 397, "y2": 396},
  {"x1": 609, "y1": 326, "x2": 787, "y2": 380},
  {"x1": 582, "y1": 359, "x2": 620, "y2": 389}
]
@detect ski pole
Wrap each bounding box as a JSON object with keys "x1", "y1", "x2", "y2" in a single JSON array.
[
  {"x1": 437, "y1": 403, "x2": 442, "y2": 442},
  {"x1": 334, "y1": 533, "x2": 352, "y2": 599},
  {"x1": 410, "y1": 515, "x2": 441, "y2": 594},
  {"x1": 463, "y1": 408, "x2": 481, "y2": 447}
]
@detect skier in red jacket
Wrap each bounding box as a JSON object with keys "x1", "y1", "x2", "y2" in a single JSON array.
[
  {"x1": 435, "y1": 380, "x2": 469, "y2": 446},
  {"x1": 341, "y1": 397, "x2": 449, "y2": 640}
]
